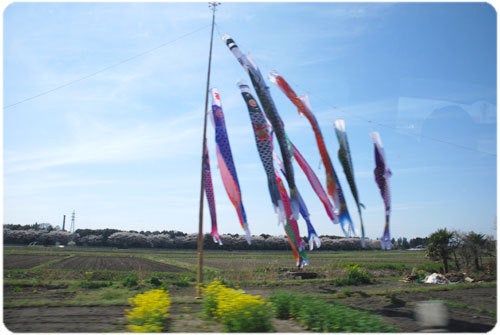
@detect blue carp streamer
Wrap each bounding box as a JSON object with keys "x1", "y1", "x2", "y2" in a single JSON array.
[{"x1": 210, "y1": 88, "x2": 251, "y2": 244}]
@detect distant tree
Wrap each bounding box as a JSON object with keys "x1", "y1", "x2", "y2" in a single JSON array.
[
  {"x1": 107, "y1": 232, "x2": 152, "y2": 248},
  {"x1": 426, "y1": 228, "x2": 454, "y2": 273},
  {"x1": 409, "y1": 237, "x2": 427, "y2": 249},
  {"x1": 401, "y1": 237, "x2": 410, "y2": 249},
  {"x1": 44, "y1": 230, "x2": 73, "y2": 245},
  {"x1": 449, "y1": 231, "x2": 463, "y2": 270},
  {"x1": 77, "y1": 234, "x2": 104, "y2": 247},
  {"x1": 461, "y1": 231, "x2": 488, "y2": 271}
]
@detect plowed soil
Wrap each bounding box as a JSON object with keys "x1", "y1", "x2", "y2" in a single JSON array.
[
  {"x1": 3, "y1": 255, "x2": 63, "y2": 269},
  {"x1": 4, "y1": 254, "x2": 187, "y2": 272},
  {"x1": 46, "y1": 255, "x2": 187, "y2": 272}
]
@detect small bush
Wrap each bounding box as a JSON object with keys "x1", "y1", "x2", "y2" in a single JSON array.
[
  {"x1": 149, "y1": 276, "x2": 162, "y2": 288},
  {"x1": 173, "y1": 276, "x2": 191, "y2": 288},
  {"x1": 123, "y1": 273, "x2": 139, "y2": 288},
  {"x1": 345, "y1": 264, "x2": 372, "y2": 285},
  {"x1": 126, "y1": 289, "x2": 171, "y2": 332},
  {"x1": 332, "y1": 264, "x2": 372, "y2": 286},
  {"x1": 203, "y1": 280, "x2": 273, "y2": 332}
]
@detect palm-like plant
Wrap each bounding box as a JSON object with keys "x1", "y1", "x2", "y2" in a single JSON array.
[{"x1": 426, "y1": 228, "x2": 454, "y2": 273}]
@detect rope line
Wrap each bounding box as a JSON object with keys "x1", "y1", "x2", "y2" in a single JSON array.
[{"x1": 3, "y1": 24, "x2": 211, "y2": 110}]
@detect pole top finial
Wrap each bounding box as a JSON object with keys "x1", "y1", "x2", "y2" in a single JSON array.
[{"x1": 209, "y1": 2, "x2": 221, "y2": 11}]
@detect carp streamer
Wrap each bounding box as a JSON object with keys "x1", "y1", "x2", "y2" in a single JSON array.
[
  {"x1": 237, "y1": 80, "x2": 285, "y2": 222},
  {"x1": 276, "y1": 170, "x2": 309, "y2": 268},
  {"x1": 210, "y1": 88, "x2": 251, "y2": 244},
  {"x1": 275, "y1": 151, "x2": 321, "y2": 251},
  {"x1": 203, "y1": 145, "x2": 222, "y2": 245},
  {"x1": 269, "y1": 71, "x2": 355, "y2": 237},
  {"x1": 223, "y1": 34, "x2": 300, "y2": 221},
  {"x1": 370, "y1": 132, "x2": 392, "y2": 250},
  {"x1": 334, "y1": 119, "x2": 366, "y2": 247}
]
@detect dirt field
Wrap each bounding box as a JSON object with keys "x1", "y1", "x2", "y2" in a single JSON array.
[
  {"x1": 3, "y1": 254, "x2": 63, "y2": 269},
  {"x1": 3, "y1": 247, "x2": 497, "y2": 332},
  {"x1": 47, "y1": 255, "x2": 187, "y2": 272}
]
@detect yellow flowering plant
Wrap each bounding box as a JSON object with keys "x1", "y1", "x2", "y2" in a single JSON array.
[
  {"x1": 126, "y1": 289, "x2": 171, "y2": 332},
  {"x1": 203, "y1": 280, "x2": 273, "y2": 332}
]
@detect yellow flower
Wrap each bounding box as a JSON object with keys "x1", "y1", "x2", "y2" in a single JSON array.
[{"x1": 126, "y1": 289, "x2": 171, "y2": 333}]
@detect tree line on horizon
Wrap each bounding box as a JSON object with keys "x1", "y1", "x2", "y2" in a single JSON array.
[{"x1": 4, "y1": 223, "x2": 437, "y2": 251}]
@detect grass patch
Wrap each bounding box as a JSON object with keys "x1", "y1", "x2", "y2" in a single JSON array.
[{"x1": 270, "y1": 291, "x2": 398, "y2": 332}]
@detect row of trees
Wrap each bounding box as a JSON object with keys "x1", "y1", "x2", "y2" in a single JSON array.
[
  {"x1": 3, "y1": 227, "x2": 384, "y2": 251},
  {"x1": 3, "y1": 225, "x2": 495, "y2": 270},
  {"x1": 2, "y1": 224, "x2": 429, "y2": 250},
  {"x1": 426, "y1": 228, "x2": 496, "y2": 272}
]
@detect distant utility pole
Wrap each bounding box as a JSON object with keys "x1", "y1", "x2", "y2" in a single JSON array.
[
  {"x1": 62, "y1": 215, "x2": 66, "y2": 231},
  {"x1": 70, "y1": 210, "x2": 76, "y2": 233}
]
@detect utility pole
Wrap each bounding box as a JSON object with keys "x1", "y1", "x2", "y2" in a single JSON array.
[
  {"x1": 196, "y1": 1, "x2": 220, "y2": 298},
  {"x1": 62, "y1": 215, "x2": 66, "y2": 231},
  {"x1": 70, "y1": 210, "x2": 75, "y2": 233}
]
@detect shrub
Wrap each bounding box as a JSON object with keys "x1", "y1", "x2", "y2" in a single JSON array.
[
  {"x1": 345, "y1": 264, "x2": 372, "y2": 285},
  {"x1": 149, "y1": 276, "x2": 162, "y2": 288},
  {"x1": 203, "y1": 280, "x2": 273, "y2": 332},
  {"x1": 126, "y1": 289, "x2": 171, "y2": 332},
  {"x1": 173, "y1": 276, "x2": 191, "y2": 288},
  {"x1": 123, "y1": 273, "x2": 139, "y2": 287},
  {"x1": 333, "y1": 264, "x2": 372, "y2": 286}
]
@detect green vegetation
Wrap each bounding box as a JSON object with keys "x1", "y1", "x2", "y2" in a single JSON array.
[
  {"x1": 203, "y1": 280, "x2": 273, "y2": 332},
  {"x1": 3, "y1": 245, "x2": 496, "y2": 332},
  {"x1": 331, "y1": 264, "x2": 372, "y2": 286},
  {"x1": 426, "y1": 228, "x2": 495, "y2": 273},
  {"x1": 270, "y1": 291, "x2": 398, "y2": 332}
]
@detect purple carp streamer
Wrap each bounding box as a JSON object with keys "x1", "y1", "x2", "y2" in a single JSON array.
[
  {"x1": 370, "y1": 132, "x2": 392, "y2": 250},
  {"x1": 237, "y1": 80, "x2": 285, "y2": 221},
  {"x1": 210, "y1": 88, "x2": 251, "y2": 244},
  {"x1": 269, "y1": 71, "x2": 355, "y2": 237},
  {"x1": 274, "y1": 152, "x2": 321, "y2": 250},
  {"x1": 223, "y1": 34, "x2": 300, "y2": 221},
  {"x1": 203, "y1": 145, "x2": 222, "y2": 245},
  {"x1": 334, "y1": 119, "x2": 366, "y2": 247}
]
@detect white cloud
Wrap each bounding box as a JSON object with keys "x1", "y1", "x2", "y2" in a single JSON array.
[{"x1": 4, "y1": 109, "x2": 202, "y2": 173}]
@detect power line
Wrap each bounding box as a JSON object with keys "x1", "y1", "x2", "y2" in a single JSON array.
[
  {"x1": 305, "y1": 91, "x2": 497, "y2": 157},
  {"x1": 3, "y1": 24, "x2": 211, "y2": 110}
]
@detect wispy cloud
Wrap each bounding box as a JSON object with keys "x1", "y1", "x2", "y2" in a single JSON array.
[{"x1": 5, "y1": 110, "x2": 202, "y2": 173}]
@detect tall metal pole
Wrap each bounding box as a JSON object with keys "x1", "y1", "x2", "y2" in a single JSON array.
[{"x1": 196, "y1": 1, "x2": 219, "y2": 298}]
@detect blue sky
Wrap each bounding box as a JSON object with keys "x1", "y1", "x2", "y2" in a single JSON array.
[{"x1": 3, "y1": 2, "x2": 497, "y2": 240}]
